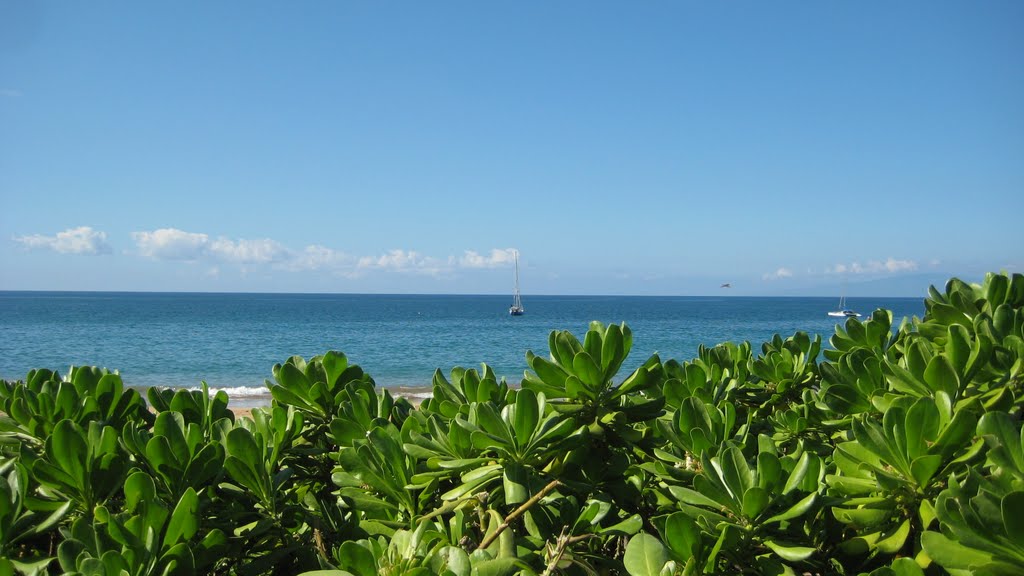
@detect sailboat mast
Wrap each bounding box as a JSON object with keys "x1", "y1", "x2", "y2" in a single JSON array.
[
  {"x1": 509, "y1": 250, "x2": 524, "y2": 315},
  {"x1": 513, "y1": 251, "x2": 521, "y2": 308}
]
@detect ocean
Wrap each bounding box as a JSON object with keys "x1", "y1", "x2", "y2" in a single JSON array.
[{"x1": 0, "y1": 292, "x2": 925, "y2": 407}]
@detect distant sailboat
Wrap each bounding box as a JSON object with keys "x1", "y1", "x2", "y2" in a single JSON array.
[
  {"x1": 509, "y1": 250, "x2": 524, "y2": 316},
  {"x1": 828, "y1": 282, "x2": 860, "y2": 318}
]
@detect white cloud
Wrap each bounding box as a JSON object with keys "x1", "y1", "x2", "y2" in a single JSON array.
[
  {"x1": 133, "y1": 229, "x2": 294, "y2": 266},
  {"x1": 459, "y1": 248, "x2": 518, "y2": 269},
  {"x1": 827, "y1": 257, "x2": 919, "y2": 275},
  {"x1": 284, "y1": 245, "x2": 352, "y2": 272},
  {"x1": 881, "y1": 257, "x2": 917, "y2": 272},
  {"x1": 763, "y1": 267, "x2": 793, "y2": 281},
  {"x1": 357, "y1": 249, "x2": 449, "y2": 275},
  {"x1": 15, "y1": 226, "x2": 112, "y2": 255},
  {"x1": 133, "y1": 228, "x2": 209, "y2": 261},
  {"x1": 209, "y1": 237, "x2": 288, "y2": 264},
  {"x1": 128, "y1": 229, "x2": 518, "y2": 279}
]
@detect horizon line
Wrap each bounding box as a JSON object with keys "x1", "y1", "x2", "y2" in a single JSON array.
[{"x1": 0, "y1": 288, "x2": 927, "y2": 299}]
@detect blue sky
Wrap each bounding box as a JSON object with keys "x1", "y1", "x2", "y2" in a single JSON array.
[{"x1": 1, "y1": 2, "x2": 1021, "y2": 296}]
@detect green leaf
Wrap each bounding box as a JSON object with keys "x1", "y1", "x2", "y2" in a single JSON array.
[
  {"x1": 527, "y1": 356, "x2": 569, "y2": 393},
  {"x1": 165, "y1": 488, "x2": 199, "y2": 548},
  {"x1": 321, "y1": 351, "x2": 349, "y2": 387},
  {"x1": 573, "y1": 352, "x2": 603, "y2": 390},
  {"x1": 471, "y1": 557, "x2": 529, "y2": 576},
  {"x1": 661, "y1": 512, "x2": 700, "y2": 562},
  {"x1": 909, "y1": 455, "x2": 943, "y2": 488},
  {"x1": 978, "y1": 412, "x2": 1024, "y2": 477},
  {"x1": 763, "y1": 539, "x2": 815, "y2": 562},
  {"x1": 921, "y1": 531, "x2": 995, "y2": 570},
  {"x1": 742, "y1": 486, "x2": 770, "y2": 519},
  {"x1": 876, "y1": 518, "x2": 911, "y2": 554},
  {"x1": 124, "y1": 471, "x2": 157, "y2": 512},
  {"x1": 601, "y1": 323, "x2": 626, "y2": 379},
  {"x1": 225, "y1": 427, "x2": 261, "y2": 467},
  {"x1": 512, "y1": 389, "x2": 539, "y2": 448},
  {"x1": 502, "y1": 462, "x2": 529, "y2": 505},
  {"x1": 718, "y1": 445, "x2": 753, "y2": 501},
  {"x1": 783, "y1": 453, "x2": 819, "y2": 495},
  {"x1": 764, "y1": 492, "x2": 817, "y2": 525},
  {"x1": 338, "y1": 541, "x2": 376, "y2": 576},
  {"x1": 831, "y1": 506, "x2": 892, "y2": 528},
  {"x1": 924, "y1": 356, "x2": 959, "y2": 399},
  {"x1": 430, "y1": 546, "x2": 470, "y2": 576},
  {"x1": 475, "y1": 404, "x2": 514, "y2": 448},
  {"x1": 624, "y1": 533, "x2": 669, "y2": 576},
  {"x1": 887, "y1": 557, "x2": 925, "y2": 576},
  {"x1": 1002, "y1": 492, "x2": 1024, "y2": 544},
  {"x1": 50, "y1": 420, "x2": 87, "y2": 491},
  {"x1": 597, "y1": 513, "x2": 643, "y2": 536},
  {"x1": 904, "y1": 399, "x2": 938, "y2": 460}
]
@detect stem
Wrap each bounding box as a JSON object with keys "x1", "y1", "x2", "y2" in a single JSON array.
[
  {"x1": 541, "y1": 528, "x2": 595, "y2": 576},
  {"x1": 416, "y1": 493, "x2": 484, "y2": 523},
  {"x1": 476, "y1": 479, "x2": 561, "y2": 552}
]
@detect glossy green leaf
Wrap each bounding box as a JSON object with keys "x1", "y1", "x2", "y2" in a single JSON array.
[
  {"x1": 764, "y1": 492, "x2": 817, "y2": 525},
  {"x1": 661, "y1": 512, "x2": 700, "y2": 562},
  {"x1": 165, "y1": 488, "x2": 199, "y2": 548},
  {"x1": 511, "y1": 388, "x2": 539, "y2": 448},
  {"x1": 597, "y1": 513, "x2": 642, "y2": 536},
  {"x1": 338, "y1": 541, "x2": 376, "y2": 576},
  {"x1": 763, "y1": 539, "x2": 815, "y2": 562},
  {"x1": 624, "y1": 533, "x2": 669, "y2": 576},
  {"x1": 921, "y1": 531, "x2": 995, "y2": 571},
  {"x1": 573, "y1": 352, "x2": 603, "y2": 389},
  {"x1": 50, "y1": 420, "x2": 87, "y2": 491},
  {"x1": 742, "y1": 486, "x2": 769, "y2": 518},
  {"x1": 924, "y1": 355, "x2": 959, "y2": 399},
  {"x1": 876, "y1": 518, "x2": 911, "y2": 553},
  {"x1": 601, "y1": 323, "x2": 625, "y2": 379}
]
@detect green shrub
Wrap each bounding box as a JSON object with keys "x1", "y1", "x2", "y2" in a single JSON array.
[{"x1": 0, "y1": 272, "x2": 1021, "y2": 575}]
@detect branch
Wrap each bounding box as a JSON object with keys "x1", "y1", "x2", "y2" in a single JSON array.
[
  {"x1": 476, "y1": 479, "x2": 562, "y2": 552},
  {"x1": 541, "y1": 528, "x2": 596, "y2": 576}
]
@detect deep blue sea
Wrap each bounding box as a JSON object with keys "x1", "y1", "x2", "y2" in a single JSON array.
[{"x1": 1, "y1": 292, "x2": 924, "y2": 407}]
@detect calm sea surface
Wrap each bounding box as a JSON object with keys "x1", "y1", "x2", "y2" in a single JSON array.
[{"x1": 1, "y1": 292, "x2": 924, "y2": 406}]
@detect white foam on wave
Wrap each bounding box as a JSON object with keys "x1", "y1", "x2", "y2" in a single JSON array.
[
  {"x1": 401, "y1": 392, "x2": 433, "y2": 399},
  {"x1": 190, "y1": 385, "x2": 432, "y2": 401},
  {"x1": 192, "y1": 386, "x2": 271, "y2": 397}
]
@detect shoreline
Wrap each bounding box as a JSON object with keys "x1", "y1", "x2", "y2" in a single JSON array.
[
  {"x1": 228, "y1": 385, "x2": 432, "y2": 420},
  {"x1": 133, "y1": 383, "x2": 434, "y2": 414}
]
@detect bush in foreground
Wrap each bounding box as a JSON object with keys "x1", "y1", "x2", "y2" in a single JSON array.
[{"x1": 1, "y1": 272, "x2": 1022, "y2": 575}]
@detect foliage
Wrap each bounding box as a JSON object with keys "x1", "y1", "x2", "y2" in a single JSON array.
[{"x1": 0, "y1": 271, "x2": 1022, "y2": 575}]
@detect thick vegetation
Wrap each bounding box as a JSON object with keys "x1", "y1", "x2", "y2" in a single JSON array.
[{"x1": 1, "y1": 272, "x2": 1023, "y2": 576}]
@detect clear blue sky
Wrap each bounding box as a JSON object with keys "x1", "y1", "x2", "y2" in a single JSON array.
[{"x1": 2, "y1": 2, "x2": 1021, "y2": 296}]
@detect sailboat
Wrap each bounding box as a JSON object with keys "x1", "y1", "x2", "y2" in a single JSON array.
[
  {"x1": 509, "y1": 250, "x2": 524, "y2": 316},
  {"x1": 827, "y1": 284, "x2": 861, "y2": 318}
]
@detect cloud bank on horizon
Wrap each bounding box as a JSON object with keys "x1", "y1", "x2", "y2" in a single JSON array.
[
  {"x1": 11, "y1": 225, "x2": 955, "y2": 293},
  {"x1": 16, "y1": 226, "x2": 522, "y2": 280}
]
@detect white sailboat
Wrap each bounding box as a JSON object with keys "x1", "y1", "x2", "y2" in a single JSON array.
[
  {"x1": 509, "y1": 250, "x2": 524, "y2": 316},
  {"x1": 828, "y1": 284, "x2": 860, "y2": 318}
]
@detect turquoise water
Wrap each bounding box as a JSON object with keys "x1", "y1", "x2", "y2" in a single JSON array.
[{"x1": 1, "y1": 292, "x2": 924, "y2": 405}]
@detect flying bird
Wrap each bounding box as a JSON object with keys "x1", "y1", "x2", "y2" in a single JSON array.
[{"x1": 721, "y1": 283, "x2": 732, "y2": 288}]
